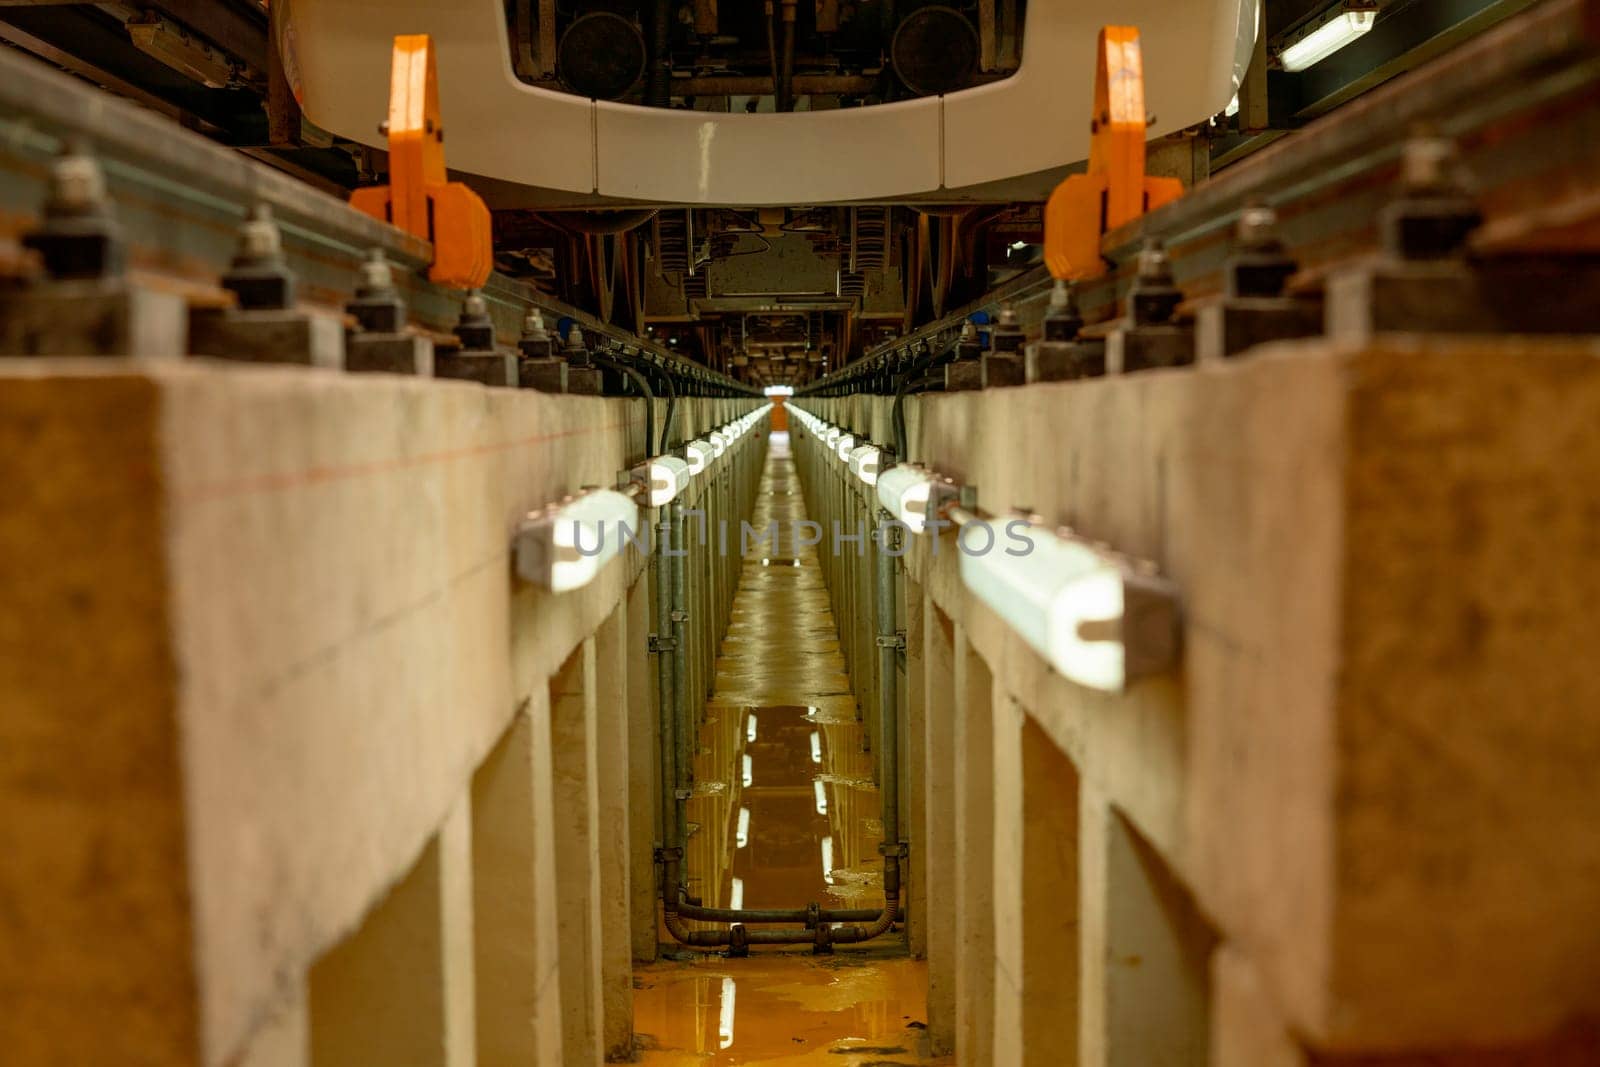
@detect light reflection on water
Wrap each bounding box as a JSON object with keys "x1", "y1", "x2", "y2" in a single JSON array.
[
  {"x1": 634, "y1": 443, "x2": 946, "y2": 1064},
  {"x1": 634, "y1": 953, "x2": 938, "y2": 1066}
]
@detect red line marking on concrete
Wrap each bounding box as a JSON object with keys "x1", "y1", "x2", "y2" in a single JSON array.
[{"x1": 177, "y1": 418, "x2": 635, "y2": 503}]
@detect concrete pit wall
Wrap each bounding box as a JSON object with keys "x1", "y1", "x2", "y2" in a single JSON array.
[
  {"x1": 0, "y1": 358, "x2": 764, "y2": 1067},
  {"x1": 795, "y1": 333, "x2": 1600, "y2": 1065}
]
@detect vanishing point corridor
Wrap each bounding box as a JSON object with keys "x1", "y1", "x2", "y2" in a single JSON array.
[
  {"x1": 12, "y1": 6, "x2": 1600, "y2": 1061},
  {"x1": 634, "y1": 433, "x2": 946, "y2": 1065}
]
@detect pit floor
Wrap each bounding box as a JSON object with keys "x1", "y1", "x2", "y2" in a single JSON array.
[{"x1": 633, "y1": 434, "x2": 950, "y2": 1065}]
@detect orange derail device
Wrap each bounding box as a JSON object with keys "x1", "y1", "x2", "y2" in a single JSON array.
[
  {"x1": 350, "y1": 34, "x2": 493, "y2": 289},
  {"x1": 1044, "y1": 26, "x2": 1184, "y2": 281}
]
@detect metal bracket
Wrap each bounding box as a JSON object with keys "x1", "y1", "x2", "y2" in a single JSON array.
[
  {"x1": 875, "y1": 633, "x2": 906, "y2": 650},
  {"x1": 878, "y1": 840, "x2": 909, "y2": 858},
  {"x1": 670, "y1": 610, "x2": 690, "y2": 623},
  {"x1": 1043, "y1": 26, "x2": 1183, "y2": 282},
  {"x1": 347, "y1": 35, "x2": 492, "y2": 288},
  {"x1": 652, "y1": 846, "x2": 682, "y2": 863},
  {"x1": 649, "y1": 634, "x2": 677, "y2": 653},
  {"x1": 674, "y1": 788, "x2": 694, "y2": 801}
]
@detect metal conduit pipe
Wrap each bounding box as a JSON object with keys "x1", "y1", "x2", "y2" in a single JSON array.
[
  {"x1": 671, "y1": 499, "x2": 691, "y2": 873},
  {"x1": 891, "y1": 353, "x2": 930, "y2": 461},
  {"x1": 655, "y1": 500, "x2": 681, "y2": 898},
  {"x1": 590, "y1": 354, "x2": 655, "y2": 463},
  {"x1": 654, "y1": 364, "x2": 678, "y2": 453},
  {"x1": 673, "y1": 900, "x2": 905, "y2": 924},
  {"x1": 662, "y1": 426, "x2": 901, "y2": 949},
  {"x1": 874, "y1": 504, "x2": 904, "y2": 909}
]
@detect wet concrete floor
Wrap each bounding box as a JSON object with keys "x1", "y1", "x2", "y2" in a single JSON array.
[{"x1": 635, "y1": 433, "x2": 948, "y2": 1065}]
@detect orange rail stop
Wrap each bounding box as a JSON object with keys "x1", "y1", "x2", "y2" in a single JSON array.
[
  {"x1": 1044, "y1": 26, "x2": 1184, "y2": 281},
  {"x1": 350, "y1": 34, "x2": 493, "y2": 289}
]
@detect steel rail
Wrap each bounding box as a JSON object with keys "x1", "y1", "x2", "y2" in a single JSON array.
[
  {"x1": 802, "y1": 0, "x2": 1600, "y2": 395},
  {"x1": 0, "y1": 44, "x2": 756, "y2": 395}
]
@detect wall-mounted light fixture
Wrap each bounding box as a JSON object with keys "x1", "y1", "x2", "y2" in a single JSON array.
[
  {"x1": 513, "y1": 488, "x2": 639, "y2": 593},
  {"x1": 1278, "y1": 1, "x2": 1378, "y2": 71},
  {"x1": 876, "y1": 464, "x2": 958, "y2": 534},
  {"x1": 627, "y1": 455, "x2": 691, "y2": 508},
  {"x1": 958, "y1": 517, "x2": 1181, "y2": 692},
  {"x1": 848, "y1": 444, "x2": 882, "y2": 487},
  {"x1": 686, "y1": 439, "x2": 714, "y2": 475}
]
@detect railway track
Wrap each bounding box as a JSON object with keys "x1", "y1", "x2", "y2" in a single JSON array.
[
  {"x1": 0, "y1": 42, "x2": 752, "y2": 395},
  {"x1": 804, "y1": 0, "x2": 1600, "y2": 394}
]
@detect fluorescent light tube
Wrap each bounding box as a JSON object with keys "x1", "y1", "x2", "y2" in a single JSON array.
[
  {"x1": 1279, "y1": 6, "x2": 1376, "y2": 72},
  {"x1": 513, "y1": 489, "x2": 640, "y2": 593},
  {"x1": 876, "y1": 464, "x2": 956, "y2": 533},
  {"x1": 742, "y1": 753, "x2": 753, "y2": 788},
  {"x1": 957, "y1": 520, "x2": 1181, "y2": 691},
  {"x1": 810, "y1": 730, "x2": 822, "y2": 764},
  {"x1": 686, "y1": 439, "x2": 713, "y2": 475},
  {"x1": 876, "y1": 464, "x2": 931, "y2": 531},
  {"x1": 835, "y1": 434, "x2": 856, "y2": 461},
  {"x1": 813, "y1": 779, "x2": 828, "y2": 815},
  {"x1": 848, "y1": 444, "x2": 882, "y2": 487},
  {"x1": 746, "y1": 713, "x2": 758, "y2": 743},
  {"x1": 736, "y1": 807, "x2": 750, "y2": 848},
  {"x1": 630, "y1": 455, "x2": 690, "y2": 507}
]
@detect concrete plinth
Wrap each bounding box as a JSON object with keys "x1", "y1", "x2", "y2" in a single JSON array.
[
  {"x1": 0, "y1": 359, "x2": 747, "y2": 1067},
  {"x1": 953, "y1": 626, "x2": 996, "y2": 1066},
  {"x1": 921, "y1": 600, "x2": 959, "y2": 1056},
  {"x1": 593, "y1": 603, "x2": 636, "y2": 1061},
  {"x1": 308, "y1": 799, "x2": 477, "y2": 1067},
  {"x1": 551, "y1": 641, "x2": 605, "y2": 1067},
  {"x1": 993, "y1": 709, "x2": 1082, "y2": 1066},
  {"x1": 471, "y1": 709, "x2": 565, "y2": 1067},
  {"x1": 809, "y1": 334, "x2": 1600, "y2": 1062}
]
